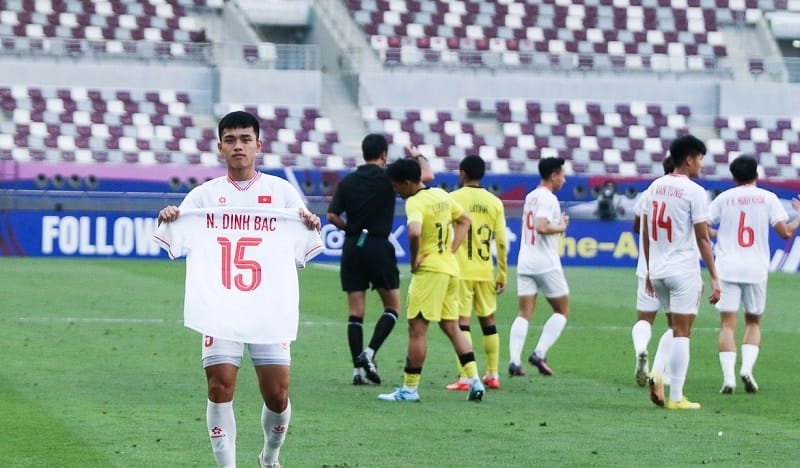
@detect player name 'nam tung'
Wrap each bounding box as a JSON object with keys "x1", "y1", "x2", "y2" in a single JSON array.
[
  {"x1": 653, "y1": 185, "x2": 684, "y2": 198},
  {"x1": 206, "y1": 213, "x2": 278, "y2": 231}
]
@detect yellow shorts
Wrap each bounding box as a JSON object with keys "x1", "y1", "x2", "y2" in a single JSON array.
[
  {"x1": 457, "y1": 279, "x2": 497, "y2": 318},
  {"x1": 406, "y1": 270, "x2": 459, "y2": 322}
]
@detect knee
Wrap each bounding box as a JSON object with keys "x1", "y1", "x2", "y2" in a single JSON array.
[
  {"x1": 264, "y1": 388, "x2": 289, "y2": 412},
  {"x1": 207, "y1": 378, "x2": 235, "y2": 402}
]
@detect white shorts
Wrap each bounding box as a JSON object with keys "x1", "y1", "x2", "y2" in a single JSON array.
[
  {"x1": 201, "y1": 335, "x2": 291, "y2": 368},
  {"x1": 650, "y1": 274, "x2": 703, "y2": 315},
  {"x1": 715, "y1": 280, "x2": 767, "y2": 315},
  {"x1": 517, "y1": 270, "x2": 569, "y2": 298},
  {"x1": 636, "y1": 276, "x2": 662, "y2": 312}
]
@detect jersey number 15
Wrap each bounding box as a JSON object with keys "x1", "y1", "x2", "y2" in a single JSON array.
[{"x1": 217, "y1": 236, "x2": 262, "y2": 291}]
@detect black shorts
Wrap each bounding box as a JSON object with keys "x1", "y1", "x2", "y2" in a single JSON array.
[{"x1": 340, "y1": 236, "x2": 400, "y2": 292}]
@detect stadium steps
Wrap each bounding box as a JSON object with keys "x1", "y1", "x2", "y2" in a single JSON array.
[{"x1": 321, "y1": 73, "x2": 365, "y2": 154}]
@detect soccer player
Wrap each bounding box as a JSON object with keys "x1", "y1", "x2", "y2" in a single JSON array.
[
  {"x1": 326, "y1": 135, "x2": 433, "y2": 385},
  {"x1": 378, "y1": 157, "x2": 486, "y2": 402},
  {"x1": 708, "y1": 155, "x2": 800, "y2": 394},
  {"x1": 155, "y1": 111, "x2": 322, "y2": 468},
  {"x1": 642, "y1": 134, "x2": 720, "y2": 410},
  {"x1": 630, "y1": 157, "x2": 675, "y2": 387},
  {"x1": 508, "y1": 157, "x2": 570, "y2": 377},
  {"x1": 445, "y1": 155, "x2": 508, "y2": 391}
]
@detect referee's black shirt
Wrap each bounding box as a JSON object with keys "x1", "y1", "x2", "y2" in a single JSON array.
[{"x1": 327, "y1": 164, "x2": 395, "y2": 238}]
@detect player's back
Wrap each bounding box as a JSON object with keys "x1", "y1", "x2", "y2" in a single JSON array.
[
  {"x1": 710, "y1": 185, "x2": 787, "y2": 283},
  {"x1": 645, "y1": 174, "x2": 708, "y2": 278},
  {"x1": 517, "y1": 187, "x2": 562, "y2": 275},
  {"x1": 406, "y1": 187, "x2": 462, "y2": 276},
  {"x1": 450, "y1": 186, "x2": 505, "y2": 281}
]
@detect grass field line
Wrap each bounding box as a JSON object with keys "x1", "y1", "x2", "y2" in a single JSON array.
[{"x1": 7, "y1": 316, "x2": 799, "y2": 333}]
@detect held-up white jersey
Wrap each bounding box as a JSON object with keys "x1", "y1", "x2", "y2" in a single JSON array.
[
  {"x1": 644, "y1": 174, "x2": 709, "y2": 279},
  {"x1": 153, "y1": 207, "x2": 323, "y2": 344},
  {"x1": 517, "y1": 187, "x2": 563, "y2": 275},
  {"x1": 709, "y1": 184, "x2": 788, "y2": 283}
]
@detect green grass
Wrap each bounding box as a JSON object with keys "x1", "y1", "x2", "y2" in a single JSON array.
[{"x1": 1, "y1": 258, "x2": 798, "y2": 467}]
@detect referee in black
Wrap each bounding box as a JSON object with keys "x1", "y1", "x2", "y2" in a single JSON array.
[{"x1": 327, "y1": 134, "x2": 433, "y2": 385}]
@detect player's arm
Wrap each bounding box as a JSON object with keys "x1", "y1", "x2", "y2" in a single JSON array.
[
  {"x1": 772, "y1": 196, "x2": 800, "y2": 239},
  {"x1": 534, "y1": 212, "x2": 568, "y2": 234},
  {"x1": 451, "y1": 212, "x2": 471, "y2": 253},
  {"x1": 407, "y1": 221, "x2": 422, "y2": 273},
  {"x1": 493, "y1": 210, "x2": 508, "y2": 292},
  {"x1": 641, "y1": 213, "x2": 654, "y2": 295},
  {"x1": 694, "y1": 221, "x2": 720, "y2": 304},
  {"x1": 326, "y1": 212, "x2": 346, "y2": 231},
  {"x1": 632, "y1": 214, "x2": 641, "y2": 234},
  {"x1": 406, "y1": 145, "x2": 434, "y2": 183}
]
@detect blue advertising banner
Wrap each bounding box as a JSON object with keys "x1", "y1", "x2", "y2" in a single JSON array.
[{"x1": 3, "y1": 211, "x2": 798, "y2": 273}]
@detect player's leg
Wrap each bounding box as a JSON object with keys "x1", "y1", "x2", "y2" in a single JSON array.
[
  {"x1": 509, "y1": 274, "x2": 537, "y2": 376},
  {"x1": 202, "y1": 336, "x2": 243, "y2": 467},
  {"x1": 473, "y1": 281, "x2": 500, "y2": 388},
  {"x1": 529, "y1": 271, "x2": 570, "y2": 375},
  {"x1": 716, "y1": 280, "x2": 741, "y2": 393},
  {"x1": 664, "y1": 275, "x2": 702, "y2": 409},
  {"x1": 439, "y1": 274, "x2": 484, "y2": 401},
  {"x1": 358, "y1": 241, "x2": 401, "y2": 384},
  {"x1": 478, "y1": 313, "x2": 500, "y2": 389},
  {"x1": 379, "y1": 272, "x2": 439, "y2": 402},
  {"x1": 341, "y1": 243, "x2": 371, "y2": 384},
  {"x1": 446, "y1": 280, "x2": 474, "y2": 391},
  {"x1": 252, "y1": 343, "x2": 291, "y2": 468},
  {"x1": 739, "y1": 282, "x2": 765, "y2": 393},
  {"x1": 346, "y1": 291, "x2": 369, "y2": 384},
  {"x1": 632, "y1": 276, "x2": 659, "y2": 385}
]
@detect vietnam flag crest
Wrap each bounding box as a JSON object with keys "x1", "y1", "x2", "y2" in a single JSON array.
[{"x1": 258, "y1": 195, "x2": 272, "y2": 204}]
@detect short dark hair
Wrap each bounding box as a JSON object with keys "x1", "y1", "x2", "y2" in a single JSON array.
[
  {"x1": 662, "y1": 156, "x2": 675, "y2": 175},
  {"x1": 538, "y1": 157, "x2": 565, "y2": 180},
  {"x1": 459, "y1": 155, "x2": 485, "y2": 181},
  {"x1": 668, "y1": 135, "x2": 706, "y2": 167},
  {"x1": 218, "y1": 110, "x2": 260, "y2": 140},
  {"x1": 362, "y1": 133, "x2": 388, "y2": 161},
  {"x1": 386, "y1": 157, "x2": 421, "y2": 184},
  {"x1": 729, "y1": 155, "x2": 758, "y2": 183}
]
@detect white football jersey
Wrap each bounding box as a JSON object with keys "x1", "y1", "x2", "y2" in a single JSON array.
[
  {"x1": 709, "y1": 184, "x2": 788, "y2": 283},
  {"x1": 517, "y1": 187, "x2": 564, "y2": 275},
  {"x1": 644, "y1": 174, "x2": 709, "y2": 279},
  {"x1": 154, "y1": 207, "x2": 323, "y2": 344},
  {"x1": 179, "y1": 171, "x2": 306, "y2": 212},
  {"x1": 633, "y1": 187, "x2": 650, "y2": 279}
]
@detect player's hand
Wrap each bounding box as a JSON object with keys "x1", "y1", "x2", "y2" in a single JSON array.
[
  {"x1": 791, "y1": 196, "x2": 800, "y2": 214},
  {"x1": 560, "y1": 212, "x2": 570, "y2": 230},
  {"x1": 644, "y1": 274, "x2": 655, "y2": 297},
  {"x1": 495, "y1": 282, "x2": 505, "y2": 294},
  {"x1": 411, "y1": 254, "x2": 427, "y2": 273},
  {"x1": 406, "y1": 145, "x2": 423, "y2": 159},
  {"x1": 708, "y1": 278, "x2": 721, "y2": 304},
  {"x1": 158, "y1": 205, "x2": 180, "y2": 224},
  {"x1": 299, "y1": 209, "x2": 321, "y2": 231}
]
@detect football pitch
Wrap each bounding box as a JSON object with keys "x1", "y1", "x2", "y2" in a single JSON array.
[{"x1": 1, "y1": 257, "x2": 798, "y2": 467}]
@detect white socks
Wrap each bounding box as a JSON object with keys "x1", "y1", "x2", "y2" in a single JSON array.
[
  {"x1": 534, "y1": 313, "x2": 567, "y2": 358},
  {"x1": 719, "y1": 351, "x2": 736, "y2": 387},
  {"x1": 740, "y1": 344, "x2": 759, "y2": 376},
  {"x1": 206, "y1": 400, "x2": 236, "y2": 468},
  {"x1": 508, "y1": 317, "x2": 529, "y2": 365},
  {"x1": 261, "y1": 401, "x2": 292, "y2": 465},
  {"x1": 632, "y1": 320, "x2": 652, "y2": 356},
  {"x1": 668, "y1": 337, "x2": 690, "y2": 403}
]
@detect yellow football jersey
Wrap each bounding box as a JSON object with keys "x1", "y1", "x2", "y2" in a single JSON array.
[
  {"x1": 404, "y1": 187, "x2": 465, "y2": 276},
  {"x1": 450, "y1": 186, "x2": 508, "y2": 283}
]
